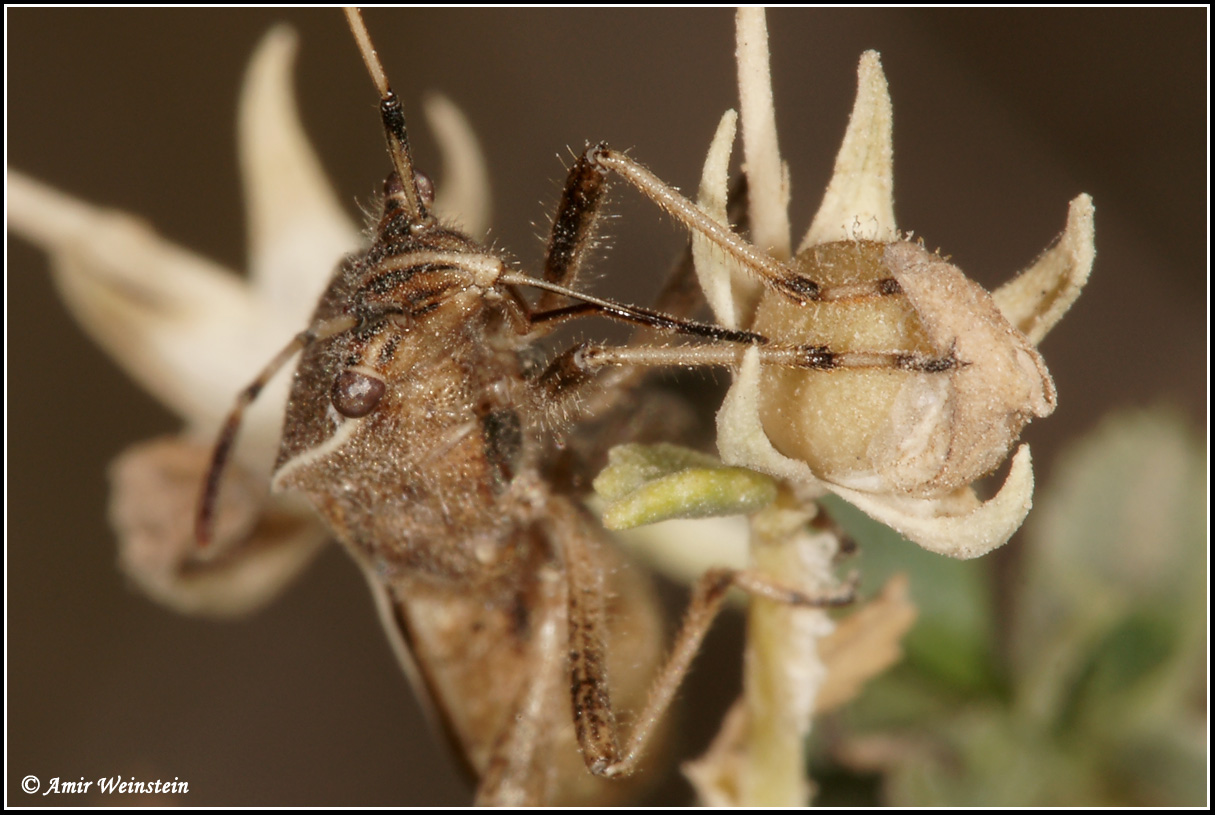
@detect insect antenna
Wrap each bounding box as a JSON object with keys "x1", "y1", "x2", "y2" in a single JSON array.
[
  {"x1": 195, "y1": 315, "x2": 356, "y2": 548},
  {"x1": 197, "y1": 8, "x2": 439, "y2": 550},
  {"x1": 345, "y1": 6, "x2": 428, "y2": 222},
  {"x1": 502, "y1": 271, "x2": 770, "y2": 346}
]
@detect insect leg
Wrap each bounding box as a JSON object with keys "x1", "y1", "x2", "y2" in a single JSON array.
[
  {"x1": 541, "y1": 176, "x2": 752, "y2": 429},
  {"x1": 569, "y1": 342, "x2": 960, "y2": 373},
  {"x1": 521, "y1": 173, "x2": 748, "y2": 333},
  {"x1": 195, "y1": 314, "x2": 356, "y2": 548},
  {"x1": 536, "y1": 336, "x2": 958, "y2": 414},
  {"x1": 536, "y1": 148, "x2": 613, "y2": 312},
  {"x1": 551, "y1": 502, "x2": 622, "y2": 775},
  {"x1": 591, "y1": 146, "x2": 903, "y2": 305},
  {"x1": 534, "y1": 148, "x2": 743, "y2": 320},
  {"x1": 502, "y1": 270, "x2": 767, "y2": 343},
  {"x1": 552, "y1": 494, "x2": 856, "y2": 778}
]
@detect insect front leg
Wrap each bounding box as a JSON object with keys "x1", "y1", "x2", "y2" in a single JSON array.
[
  {"x1": 590, "y1": 145, "x2": 908, "y2": 306},
  {"x1": 196, "y1": 314, "x2": 356, "y2": 547},
  {"x1": 529, "y1": 141, "x2": 728, "y2": 327},
  {"x1": 535, "y1": 147, "x2": 613, "y2": 312}
]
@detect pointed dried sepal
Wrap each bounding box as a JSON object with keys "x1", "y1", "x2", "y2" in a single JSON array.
[
  {"x1": 593, "y1": 443, "x2": 777, "y2": 530},
  {"x1": 240, "y1": 27, "x2": 360, "y2": 317},
  {"x1": 735, "y1": 6, "x2": 791, "y2": 260},
  {"x1": 8, "y1": 171, "x2": 261, "y2": 427},
  {"x1": 993, "y1": 194, "x2": 1095, "y2": 345},
  {"x1": 801, "y1": 52, "x2": 896, "y2": 249},
  {"x1": 814, "y1": 573, "x2": 917, "y2": 712},
  {"x1": 423, "y1": 93, "x2": 492, "y2": 240},
  {"x1": 831, "y1": 445, "x2": 1037, "y2": 560},
  {"x1": 693, "y1": 110, "x2": 748, "y2": 328}
]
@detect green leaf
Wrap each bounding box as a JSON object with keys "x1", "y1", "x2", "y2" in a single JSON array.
[{"x1": 593, "y1": 443, "x2": 777, "y2": 529}]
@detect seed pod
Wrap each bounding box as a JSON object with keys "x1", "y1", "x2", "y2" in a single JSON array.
[{"x1": 753, "y1": 239, "x2": 1055, "y2": 498}]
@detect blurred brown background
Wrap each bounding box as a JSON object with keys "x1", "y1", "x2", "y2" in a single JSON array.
[{"x1": 8, "y1": 9, "x2": 1205, "y2": 806}]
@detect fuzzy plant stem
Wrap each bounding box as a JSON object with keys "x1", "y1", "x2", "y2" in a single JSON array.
[{"x1": 741, "y1": 500, "x2": 839, "y2": 805}]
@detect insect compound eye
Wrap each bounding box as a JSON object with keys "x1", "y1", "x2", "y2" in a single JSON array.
[
  {"x1": 331, "y1": 370, "x2": 386, "y2": 418},
  {"x1": 413, "y1": 169, "x2": 435, "y2": 207}
]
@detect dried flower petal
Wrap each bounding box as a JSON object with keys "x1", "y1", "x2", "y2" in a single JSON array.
[
  {"x1": 109, "y1": 436, "x2": 327, "y2": 616},
  {"x1": 993, "y1": 194, "x2": 1095, "y2": 345},
  {"x1": 735, "y1": 7, "x2": 791, "y2": 259},
  {"x1": 801, "y1": 51, "x2": 896, "y2": 249},
  {"x1": 7, "y1": 171, "x2": 268, "y2": 442},
  {"x1": 830, "y1": 445, "x2": 1037, "y2": 560},
  {"x1": 423, "y1": 93, "x2": 492, "y2": 240},
  {"x1": 815, "y1": 573, "x2": 917, "y2": 712},
  {"x1": 240, "y1": 27, "x2": 361, "y2": 320},
  {"x1": 693, "y1": 110, "x2": 748, "y2": 329}
]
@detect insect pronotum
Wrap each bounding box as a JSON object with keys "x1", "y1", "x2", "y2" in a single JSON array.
[{"x1": 11, "y1": 8, "x2": 1114, "y2": 807}]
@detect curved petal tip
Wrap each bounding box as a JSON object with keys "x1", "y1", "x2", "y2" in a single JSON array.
[{"x1": 802, "y1": 51, "x2": 897, "y2": 249}]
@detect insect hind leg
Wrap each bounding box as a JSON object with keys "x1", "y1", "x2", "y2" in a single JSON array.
[{"x1": 550, "y1": 499, "x2": 855, "y2": 781}]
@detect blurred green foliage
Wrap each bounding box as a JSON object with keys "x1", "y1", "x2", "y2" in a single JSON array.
[{"x1": 819, "y1": 408, "x2": 1207, "y2": 806}]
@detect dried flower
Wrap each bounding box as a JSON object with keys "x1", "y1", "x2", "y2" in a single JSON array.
[
  {"x1": 7, "y1": 27, "x2": 490, "y2": 615},
  {"x1": 699, "y1": 13, "x2": 1095, "y2": 561},
  {"x1": 602, "y1": 9, "x2": 1091, "y2": 806}
]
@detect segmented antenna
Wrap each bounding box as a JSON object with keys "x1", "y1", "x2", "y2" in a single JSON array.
[{"x1": 344, "y1": 6, "x2": 427, "y2": 221}]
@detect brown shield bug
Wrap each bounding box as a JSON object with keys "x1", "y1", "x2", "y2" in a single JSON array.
[{"x1": 187, "y1": 10, "x2": 863, "y2": 804}]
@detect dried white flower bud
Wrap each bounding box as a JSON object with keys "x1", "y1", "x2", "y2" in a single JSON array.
[
  {"x1": 699, "y1": 26, "x2": 1094, "y2": 561},
  {"x1": 754, "y1": 239, "x2": 1055, "y2": 498}
]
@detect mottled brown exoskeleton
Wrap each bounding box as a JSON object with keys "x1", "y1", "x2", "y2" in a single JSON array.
[{"x1": 194, "y1": 9, "x2": 949, "y2": 805}]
